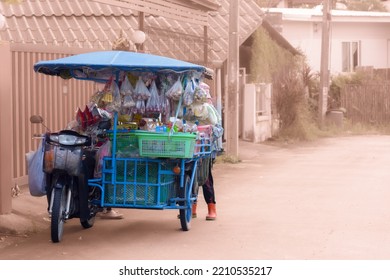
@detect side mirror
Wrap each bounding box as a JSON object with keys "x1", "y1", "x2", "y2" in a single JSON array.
[{"x1": 30, "y1": 115, "x2": 44, "y2": 124}]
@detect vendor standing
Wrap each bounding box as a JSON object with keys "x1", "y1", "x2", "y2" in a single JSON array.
[{"x1": 191, "y1": 81, "x2": 223, "y2": 221}]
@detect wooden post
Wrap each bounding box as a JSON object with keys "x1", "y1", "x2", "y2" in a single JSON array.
[
  {"x1": 0, "y1": 41, "x2": 13, "y2": 214},
  {"x1": 203, "y1": 26, "x2": 208, "y2": 65},
  {"x1": 319, "y1": 0, "x2": 331, "y2": 127},
  {"x1": 226, "y1": 0, "x2": 239, "y2": 158},
  {"x1": 138, "y1": 11, "x2": 145, "y2": 52}
]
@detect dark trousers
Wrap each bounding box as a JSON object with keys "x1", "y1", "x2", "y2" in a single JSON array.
[{"x1": 200, "y1": 158, "x2": 216, "y2": 204}]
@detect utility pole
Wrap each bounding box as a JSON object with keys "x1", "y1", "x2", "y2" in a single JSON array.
[
  {"x1": 318, "y1": 0, "x2": 331, "y2": 127},
  {"x1": 226, "y1": 0, "x2": 239, "y2": 158}
]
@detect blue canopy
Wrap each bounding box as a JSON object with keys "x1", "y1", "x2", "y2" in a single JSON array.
[{"x1": 33, "y1": 51, "x2": 206, "y2": 81}]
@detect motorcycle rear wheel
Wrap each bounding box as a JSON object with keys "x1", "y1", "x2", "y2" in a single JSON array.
[
  {"x1": 80, "y1": 215, "x2": 95, "y2": 228},
  {"x1": 51, "y1": 187, "x2": 67, "y2": 243}
]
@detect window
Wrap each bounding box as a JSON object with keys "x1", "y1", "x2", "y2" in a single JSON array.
[
  {"x1": 255, "y1": 84, "x2": 267, "y2": 116},
  {"x1": 342, "y1": 41, "x2": 360, "y2": 72}
]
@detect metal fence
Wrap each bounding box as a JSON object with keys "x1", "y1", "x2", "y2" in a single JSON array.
[{"x1": 4, "y1": 43, "x2": 96, "y2": 187}]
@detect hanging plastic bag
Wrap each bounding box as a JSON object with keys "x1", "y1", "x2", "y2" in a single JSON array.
[
  {"x1": 100, "y1": 77, "x2": 114, "y2": 105},
  {"x1": 134, "y1": 76, "x2": 151, "y2": 101},
  {"x1": 135, "y1": 100, "x2": 146, "y2": 114},
  {"x1": 204, "y1": 103, "x2": 218, "y2": 125},
  {"x1": 94, "y1": 140, "x2": 112, "y2": 178},
  {"x1": 160, "y1": 93, "x2": 171, "y2": 123},
  {"x1": 146, "y1": 80, "x2": 161, "y2": 113},
  {"x1": 89, "y1": 90, "x2": 104, "y2": 107},
  {"x1": 120, "y1": 75, "x2": 136, "y2": 109},
  {"x1": 183, "y1": 78, "x2": 195, "y2": 106},
  {"x1": 166, "y1": 76, "x2": 183, "y2": 101},
  {"x1": 192, "y1": 103, "x2": 209, "y2": 121},
  {"x1": 120, "y1": 75, "x2": 134, "y2": 96},
  {"x1": 193, "y1": 84, "x2": 208, "y2": 104},
  {"x1": 105, "y1": 81, "x2": 122, "y2": 112},
  {"x1": 26, "y1": 140, "x2": 46, "y2": 197},
  {"x1": 76, "y1": 108, "x2": 87, "y2": 130},
  {"x1": 122, "y1": 92, "x2": 135, "y2": 110}
]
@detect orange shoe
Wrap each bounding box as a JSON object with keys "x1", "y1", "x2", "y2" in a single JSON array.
[{"x1": 206, "y1": 203, "x2": 217, "y2": 221}]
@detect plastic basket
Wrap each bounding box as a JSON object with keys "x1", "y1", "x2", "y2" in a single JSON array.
[
  {"x1": 197, "y1": 125, "x2": 212, "y2": 138},
  {"x1": 194, "y1": 125, "x2": 212, "y2": 155},
  {"x1": 138, "y1": 132, "x2": 196, "y2": 158},
  {"x1": 108, "y1": 132, "x2": 139, "y2": 156}
]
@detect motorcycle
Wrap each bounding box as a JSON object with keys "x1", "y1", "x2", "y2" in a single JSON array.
[{"x1": 30, "y1": 115, "x2": 106, "y2": 243}]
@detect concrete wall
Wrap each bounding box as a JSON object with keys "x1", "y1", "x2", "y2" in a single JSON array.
[
  {"x1": 242, "y1": 83, "x2": 272, "y2": 143},
  {"x1": 280, "y1": 20, "x2": 390, "y2": 73},
  {"x1": 0, "y1": 41, "x2": 13, "y2": 214}
]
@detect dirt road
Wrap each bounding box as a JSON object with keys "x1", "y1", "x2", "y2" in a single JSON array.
[{"x1": 1, "y1": 135, "x2": 390, "y2": 260}]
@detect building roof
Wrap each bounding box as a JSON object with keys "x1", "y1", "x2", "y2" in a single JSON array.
[
  {"x1": 0, "y1": 0, "x2": 267, "y2": 67},
  {"x1": 265, "y1": 7, "x2": 390, "y2": 23}
]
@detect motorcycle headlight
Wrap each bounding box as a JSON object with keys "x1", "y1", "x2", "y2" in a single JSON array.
[
  {"x1": 58, "y1": 134, "x2": 88, "y2": 145},
  {"x1": 49, "y1": 134, "x2": 59, "y2": 143}
]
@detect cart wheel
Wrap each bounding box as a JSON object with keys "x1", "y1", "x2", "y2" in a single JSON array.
[
  {"x1": 51, "y1": 186, "x2": 67, "y2": 243},
  {"x1": 179, "y1": 174, "x2": 192, "y2": 231}
]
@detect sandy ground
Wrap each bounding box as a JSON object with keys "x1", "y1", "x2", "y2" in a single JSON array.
[{"x1": 1, "y1": 135, "x2": 390, "y2": 260}]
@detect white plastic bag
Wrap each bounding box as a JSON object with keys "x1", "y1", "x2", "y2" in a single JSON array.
[
  {"x1": 146, "y1": 80, "x2": 161, "y2": 113},
  {"x1": 166, "y1": 77, "x2": 183, "y2": 101},
  {"x1": 94, "y1": 140, "x2": 112, "y2": 178},
  {"x1": 183, "y1": 78, "x2": 195, "y2": 106},
  {"x1": 26, "y1": 140, "x2": 46, "y2": 197},
  {"x1": 134, "y1": 76, "x2": 151, "y2": 101}
]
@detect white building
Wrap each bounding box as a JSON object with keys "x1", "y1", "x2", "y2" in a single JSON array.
[{"x1": 264, "y1": 7, "x2": 390, "y2": 74}]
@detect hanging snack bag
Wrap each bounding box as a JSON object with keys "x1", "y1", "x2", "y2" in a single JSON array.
[
  {"x1": 120, "y1": 75, "x2": 135, "y2": 109},
  {"x1": 160, "y1": 93, "x2": 171, "y2": 123},
  {"x1": 146, "y1": 80, "x2": 161, "y2": 113},
  {"x1": 100, "y1": 76, "x2": 114, "y2": 106},
  {"x1": 135, "y1": 100, "x2": 146, "y2": 114},
  {"x1": 105, "y1": 81, "x2": 122, "y2": 112},
  {"x1": 192, "y1": 103, "x2": 209, "y2": 121},
  {"x1": 120, "y1": 75, "x2": 134, "y2": 96},
  {"x1": 193, "y1": 83, "x2": 208, "y2": 104},
  {"x1": 134, "y1": 76, "x2": 151, "y2": 101},
  {"x1": 183, "y1": 78, "x2": 195, "y2": 106},
  {"x1": 166, "y1": 76, "x2": 183, "y2": 101}
]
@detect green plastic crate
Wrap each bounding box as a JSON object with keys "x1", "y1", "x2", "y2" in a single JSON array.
[
  {"x1": 138, "y1": 132, "x2": 196, "y2": 158},
  {"x1": 108, "y1": 132, "x2": 139, "y2": 154}
]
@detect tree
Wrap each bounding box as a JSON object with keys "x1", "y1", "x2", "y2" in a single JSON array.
[
  {"x1": 343, "y1": 0, "x2": 387, "y2": 12},
  {"x1": 254, "y1": 0, "x2": 387, "y2": 11}
]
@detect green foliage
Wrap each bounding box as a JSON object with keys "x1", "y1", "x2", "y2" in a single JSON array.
[
  {"x1": 328, "y1": 69, "x2": 389, "y2": 109},
  {"x1": 250, "y1": 27, "x2": 293, "y2": 83},
  {"x1": 344, "y1": 0, "x2": 388, "y2": 12},
  {"x1": 328, "y1": 72, "x2": 365, "y2": 109},
  {"x1": 250, "y1": 27, "x2": 321, "y2": 141},
  {"x1": 1, "y1": 0, "x2": 22, "y2": 3},
  {"x1": 215, "y1": 154, "x2": 241, "y2": 164}
]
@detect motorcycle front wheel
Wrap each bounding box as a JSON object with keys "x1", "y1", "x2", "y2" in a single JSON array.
[{"x1": 51, "y1": 186, "x2": 67, "y2": 243}]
